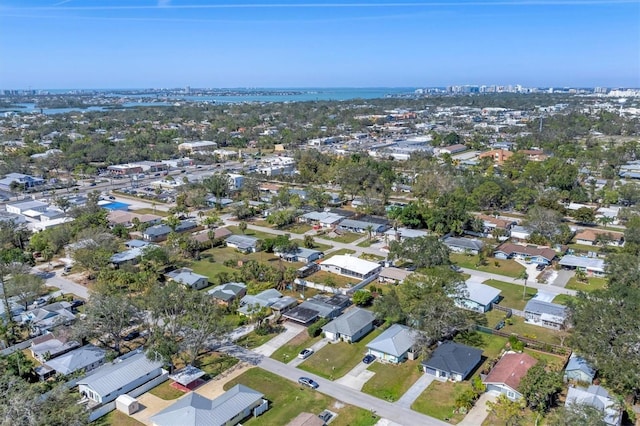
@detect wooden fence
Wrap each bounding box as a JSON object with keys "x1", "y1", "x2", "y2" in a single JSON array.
[{"x1": 475, "y1": 325, "x2": 570, "y2": 357}]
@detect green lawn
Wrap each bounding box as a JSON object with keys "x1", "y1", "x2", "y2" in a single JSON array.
[
  {"x1": 359, "y1": 253, "x2": 385, "y2": 262},
  {"x1": 236, "y1": 329, "x2": 282, "y2": 349},
  {"x1": 552, "y1": 294, "x2": 577, "y2": 305},
  {"x1": 306, "y1": 270, "x2": 358, "y2": 288},
  {"x1": 282, "y1": 223, "x2": 313, "y2": 234},
  {"x1": 228, "y1": 226, "x2": 275, "y2": 240},
  {"x1": 450, "y1": 253, "x2": 526, "y2": 278},
  {"x1": 326, "y1": 232, "x2": 363, "y2": 244},
  {"x1": 94, "y1": 410, "x2": 145, "y2": 426},
  {"x1": 361, "y1": 359, "x2": 422, "y2": 402},
  {"x1": 224, "y1": 368, "x2": 379, "y2": 426},
  {"x1": 325, "y1": 248, "x2": 356, "y2": 256},
  {"x1": 357, "y1": 238, "x2": 378, "y2": 247},
  {"x1": 310, "y1": 242, "x2": 333, "y2": 252},
  {"x1": 485, "y1": 310, "x2": 566, "y2": 346},
  {"x1": 567, "y1": 243, "x2": 619, "y2": 255},
  {"x1": 148, "y1": 381, "x2": 184, "y2": 400},
  {"x1": 478, "y1": 333, "x2": 509, "y2": 359},
  {"x1": 483, "y1": 279, "x2": 537, "y2": 310},
  {"x1": 132, "y1": 207, "x2": 168, "y2": 217},
  {"x1": 271, "y1": 332, "x2": 322, "y2": 363},
  {"x1": 523, "y1": 349, "x2": 567, "y2": 371},
  {"x1": 299, "y1": 328, "x2": 383, "y2": 379},
  {"x1": 565, "y1": 276, "x2": 608, "y2": 292},
  {"x1": 411, "y1": 380, "x2": 471, "y2": 424},
  {"x1": 196, "y1": 353, "x2": 239, "y2": 377}
]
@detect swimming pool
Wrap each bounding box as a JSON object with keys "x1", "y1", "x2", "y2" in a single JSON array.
[{"x1": 102, "y1": 202, "x2": 130, "y2": 211}]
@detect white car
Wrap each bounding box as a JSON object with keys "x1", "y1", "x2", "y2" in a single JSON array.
[{"x1": 298, "y1": 348, "x2": 314, "y2": 359}]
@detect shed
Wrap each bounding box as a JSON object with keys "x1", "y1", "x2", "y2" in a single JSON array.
[{"x1": 116, "y1": 394, "x2": 140, "y2": 415}]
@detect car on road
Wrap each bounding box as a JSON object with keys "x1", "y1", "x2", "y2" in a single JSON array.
[
  {"x1": 362, "y1": 354, "x2": 376, "y2": 364},
  {"x1": 536, "y1": 264, "x2": 546, "y2": 271},
  {"x1": 298, "y1": 377, "x2": 319, "y2": 389},
  {"x1": 298, "y1": 348, "x2": 314, "y2": 359}
]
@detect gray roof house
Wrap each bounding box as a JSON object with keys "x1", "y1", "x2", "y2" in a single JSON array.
[
  {"x1": 283, "y1": 294, "x2": 350, "y2": 325},
  {"x1": 237, "y1": 289, "x2": 283, "y2": 316},
  {"x1": 143, "y1": 224, "x2": 172, "y2": 242},
  {"x1": 322, "y1": 308, "x2": 376, "y2": 343},
  {"x1": 366, "y1": 324, "x2": 419, "y2": 364},
  {"x1": 443, "y1": 237, "x2": 484, "y2": 254},
  {"x1": 77, "y1": 351, "x2": 165, "y2": 405},
  {"x1": 454, "y1": 279, "x2": 501, "y2": 313},
  {"x1": 30, "y1": 335, "x2": 80, "y2": 362},
  {"x1": 524, "y1": 298, "x2": 568, "y2": 330},
  {"x1": 338, "y1": 217, "x2": 389, "y2": 234},
  {"x1": 150, "y1": 384, "x2": 268, "y2": 426},
  {"x1": 566, "y1": 385, "x2": 622, "y2": 426},
  {"x1": 110, "y1": 246, "x2": 146, "y2": 267},
  {"x1": 421, "y1": 342, "x2": 483, "y2": 382},
  {"x1": 564, "y1": 353, "x2": 596, "y2": 384},
  {"x1": 559, "y1": 255, "x2": 606, "y2": 276},
  {"x1": 226, "y1": 234, "x2": 259, "y2": 253},
  {"x1": 42, "y1": 344, "x2": 106, "y2": 376},
  {"x1": 165, "y1": 268, "x2": 209, "y2": 290},
  {"x1": 207, "y1": 282, "x2": 247, "y2": 304},
  {"x1": 277, "y1": 247, "x2": 324, "y2": 263}
]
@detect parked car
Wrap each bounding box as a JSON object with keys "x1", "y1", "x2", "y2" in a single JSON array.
[
  {"x1": 495, "y1": 320, "x2": 505, "y2": 330},
  {"x1": 70, "y1": 300, "x2": 85, "y2": 309},
  {"x1": 298, "y1": 377, "x2": 319, "y2": 389},
  {"x1": 450, "y1": 265, "x2": 463, "y2": 273},
  {"x1": 123, "y1": 330, "x2": 140, "y2": 341},
  {"x1": 536, "y1": 264, "x2": 546, "y2": 271},
  {"x1": 298, "y1": 348, "x2": 314, "y2": 359},
  {"x1": 318, "y1": 411, "x2": 333, "y2": 422},
  {"x1": 362, "y1": 354, "x2": 376, "y2": 364}
]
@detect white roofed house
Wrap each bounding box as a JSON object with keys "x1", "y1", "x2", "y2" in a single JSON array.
[
  {"x1": 77, "y1": 350, "x2": 166, "y2": 406},
  {"x1": 319, "y1": 255, "x2": 381, "y2": 280},
  {"x1": 165, "y1": 268, "x2": 209, "y2": 290},
  {"x1": 39, "y1": 345, "x2": 106, "y2": 379},
  {"x1": 299, "y1": 211, "x2": 345, "y2": 229},
  {"x1": 565, "y1": 385, "x2": 622, "y2": 426},
  {"x1": 524, "y1": 298, "x2": 569, "y2": 330},
  {"x1": 453, "y1": 279, "x2": 502, "y2": 313},
  {"x1": 6, "y1": 199, "x2": 49, "y2": 215},
  {"x1": 443, "y1": 236, "x2": 484, "y2": 255},
  {"x1": 558, "y1": 255, "x2": 606, "y2": 277},
  {"x1": 225, "y1": 234, "x2": 259, "y2": 253},
  {"x1": 383, "y1": 227, "x2": 428, "y2": 243}
]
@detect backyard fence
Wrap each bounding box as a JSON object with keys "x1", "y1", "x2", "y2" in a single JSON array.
[{"x1": 475, "y1": 325, "x2": 571, "y2": 357}]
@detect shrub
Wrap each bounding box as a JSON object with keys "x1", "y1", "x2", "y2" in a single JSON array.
[{"x1": 308, "y1": 318, "x2": 329, "y2": 337}]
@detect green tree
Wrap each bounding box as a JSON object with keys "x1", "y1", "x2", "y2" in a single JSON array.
[
  {"x1": 238, "y1": 221, "x2": 248, "y2": 234},
  {"x1": 546, "y1": 404, "x2": 608, "y2": 426},
  {"x1": 202, "y1": 173, "x2": 230, "y2": 210},
  {"x1": 352, "y1": 289, "x2": 374, "y2": 306},
  {"x1": 519, "y1": 362, "x2": 562, "y2": 413},
  {"x1": 486, "y1": 394, "x2": 526, "y2": 426},
  {"x1": 388, "y1": 236, "x2": 450, "y2": 268},
  {"x1": 6, "y1": 273, "x2": 45, "y2": 310},
  {"x1": 303, "y1": 235, "x2": 315, "y2": 248},
  {"x1": 571, "y1": 207, "x2": 596, "y2": 224}
]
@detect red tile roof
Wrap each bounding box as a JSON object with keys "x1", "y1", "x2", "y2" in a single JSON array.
[{"x1": 484, "y1": 352, "x2": 537, "y2": 391}]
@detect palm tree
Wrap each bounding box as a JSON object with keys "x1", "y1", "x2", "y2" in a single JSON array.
[
  {"x1": 518, "y1": 270, "x2": 529, "y2": 300},
  {"x1": 365, "y1": 225, "x2": 374, "y2": 241}
]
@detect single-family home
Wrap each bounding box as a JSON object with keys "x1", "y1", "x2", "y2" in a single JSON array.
[
  {"x1": 378, "y1": 267, "x2": 413, "y2": 285},
  {"x1": 299, "y1": 211, "x2": 345, "y2": 229},
  {"x1": 30, "y1": 334, "x2": 80, "y2": 362},
  {"x1": 206, "y1": 196, "x2": 234, "y2": 208},
  {"x1": 478, "y1": 148, "x2": 514, "y2": 165},
  {"x1": 443, "y1": 237, "x2": 484, "y2": 255},
  {"x1": 421, "y1": 342, "x2": 482, "y2": 381},
  {"x1": 494, "y1": 243, "x2": 556, "y2": 265},
  {"x1": 226, "y1": 234, "x2": 259, "y2": 253},
  {"x1": 6, "y1": 199, "x2": 49, "y2": 215},
  {"x1": 283, "y1": 294, "x2": 350, "y2": 325},
  {"x1": 483, "y1": 352, "x2": 538, "y2": 401},
  {"x1": 277, "y1": 247, "x2": 324, "y2": 263},
  {"x1": 322, "y1": 308, "x2": 376, "y2": 343},
  {"x1": 558, "y1": 255, "x2": 606, "y2": 277},
  {"x1": 574, "y1": 229, "x2": 624, "y2": 247},
  {"x1": 471, "y1": 214, "x2": 517, "y2": 238},
  {"x1": 237, "y1": 289, "x2": 283, "y2": 316},
  {"x1": 0, "y1": 172, "x2": 45, "y2": 192},
  {"x1": 337, "y1": 216, "x2": 389, "y2": 234},
  {"x1": 150, "y1": 384, "x2": 268, "y2": 426},
  {"x1": 143, "y1": 224, "x2": 173, "y2": 242},
  {"x1": 41, "y1": 344, "x2": 106, "y2": 377},
  {"x1": 78, "y1": 351, "x2": 165, "y2": 405},
  {"x1": 509, "y1": 225, "x2": 532, "y2": 242},
  {"x1": 165, "y1": 268, "x2": 209, "y2": 290},
  {"x1": 565, "y1": 385, "x2": 622, "y2": 426},
  {"x1": 383, "y1": 227, "x2": 429, "y2": 243},
  {"x1": 192, "y1": 227, "x2": 233, "y2": 246},
  {"x1": 108, "y1": 211, "x2": 162, "y2": 228},
  {"x1": 19, "y1": 302, "x2": 76, "y2": 335},
  {"x1": 366, "y1": 324, "x2": 419, "y2": 364},
  {"x1": 564, "y1": 353, "x2": 596, "y2": 384},
  {"x1": 319, "y1": 255, "x2": 381, "y2": 280},
  {"x1": 207, "y1": 282, "x2": 247, "y2": 305},
  {"x1": 110, "y1": 246, "x2": 147, "y2": 267},
  {"x1": 454, "y1": 279, "x2": 501, "y2": 313},
  {"x1": 524, "y1": 299, "x2": 568, "y2": 330},
  {"x1": 519, "y1": 149, "x2": 548, "y2": 162}
]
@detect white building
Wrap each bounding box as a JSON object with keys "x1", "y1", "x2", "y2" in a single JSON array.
[
  {"x1": 319, "y1": 255, "x2": 381, "y2": 280},
  {"x1": 178, "y1": 141, "x2": 217, "y2": 152}
]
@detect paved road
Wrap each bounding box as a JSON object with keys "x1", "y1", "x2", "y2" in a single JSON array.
[
  {"x1": 34, "y1": 268, "x2": 90, "y2": 299},
  {"x1": 461, "y1": 268, "x2": 577, "y2": 296}
]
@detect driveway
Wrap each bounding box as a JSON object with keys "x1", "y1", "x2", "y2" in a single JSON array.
[
  {"x1": 335, "y1": 360, "x2": 376, "y2": 390},
  {"x1": 395, "y1": 373, "x2": 435, "y2": 408},
  {"x1": 253, "y1": 323, "x2": 305, "y2": 356},
  {"x1": 458, "y1": 391, "x2": 497, "y2": 426},
  {"x1": 287, "y1": 337, "x2": 330, "y2": 367},
  {"x1": 551, "y1": 269, "x2": 574, "y2": 288}
]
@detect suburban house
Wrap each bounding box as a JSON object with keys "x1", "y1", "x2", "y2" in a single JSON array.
[
  {"x1": 494, "y1": 243, "x2": 556, "y2": 265},
  {"x1": 564, "y1": 353, "x2": 596, "y2": 384},
  {"x1": 237, "y1": 289, "x2": 283, "y2": 316},
  {"x1": 207, "y1": 282, "x2": 247, "y2": 305},
  {"x1": 565, "y1": 385, "x2": 622, "y2": 426},
  {"x1": 383, "y1": 227, "x2": 429, "y2": 243},
  {"x1": 225, "y1": 234, "x2": 260, "y2": 253},
  {"x1": 421, "y1": 342, "x2": 482, "y2": 382},
  {"x1": 337, "y1": 216, "x2": 390, "y2": 234},
  {"x1": 0, "y1": 172, "x2": 45, "y2": 191},
  {"x1": 19, "y1": 302, "x2": 76, "y2": 335},
  {"x1": 366, "y1": 324, "x2": 419, "y2": 364},
  {"x1": 483, "y1": 352, "x2": 538, "y2": 401},
  {"x1": 378, "y1": 267, "x2": 413, "y2": 285},
  {"x1": 454, "y1": 279, "x2": 501, "y2": 313},
  {"x1": 478, "y1": 148, "x2": 514, "y2": 165},
  {"x1": 509, "y1": 225, "x2": 532, "y2": 242},
  {"x1": 108, "y1": 210, "x2": 162, "y2": 228},
  {"x1": 38, "y1": 345, "x2": 106, "y2": 379},
  {"x1": 299, "y1": 211, "x2": 345, "y2": 229},
  {"x1": 319, "y1": 255, "x2": 381, "y2": 280},
  {"x1": 283, "y1": 294, "x2": 350, "y2": 325},
  {"x1": 30, "y1": 334, "x2": 80, "y2": 362},
  {"x1": 142, "y1": 224, "x2": 172, "y2": 242},
  {"x1": 206, "y1": 197, "x2": 234, "y2": 208},
  {"x1": 443, "y1": 236, "x2": 484, "y2": 255},
  {"x1": 321, "y1": 308, "x2": 376, "y2": 343},
  {"x1": 5, "y1": 199, "x2": 49, "y2": 215},
  {"x1": 524, "y1": 299, "x2": 568, "y2": 330},
  {"x1": 165, "y1": 268, "x2": 209, "y2": 290},
  {"x1": 77, "y1": 351, "x2": 165, "y2": 405},
  {"x1": 276, "y1": 247, "x2": 324, "y2": 263},
  {"x1": 472, "y1": 214, "x2": 516, "y2": 238},
  {"x1": 574, "y1": 229, "x2": 624, "y2": 247},
  {"x1": 150, "y1": 384, "x2": 268, "y2": 426},
  {"x1": 558, "y1": 255, "x2": 606, "y2": 277},
  {"x1": 110, "y1": 246, "x2": 147, "y2": 267}
]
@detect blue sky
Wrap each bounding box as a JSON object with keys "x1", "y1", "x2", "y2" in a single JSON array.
[{"x1": 0, "y1": 1, "x2": 639, "y2": 89}]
